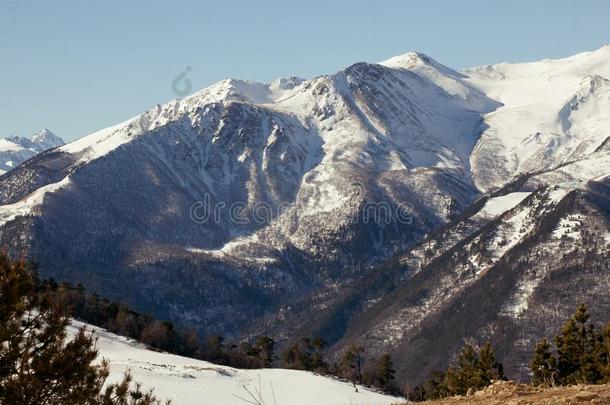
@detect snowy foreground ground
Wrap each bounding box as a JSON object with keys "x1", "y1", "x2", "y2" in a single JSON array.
[{"x1": 68, "y1": 321, "x2": 403, "y2": 405}]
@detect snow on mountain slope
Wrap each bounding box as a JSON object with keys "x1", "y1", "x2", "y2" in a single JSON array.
[
  {"x1": 59, "y1": 77, "x2": 306, "y2": 160},
  {"x1": 476, "y1": 192, "x2": 532, "y2": 219},
  {"x1": 465, "y1": 45, "x2": 610, "y2": 190},
  {"x1": 325, "y1": 178, "x2": 610, "y2": 385},
  {"x1": 0, "y1": 46, "x2": 609, "y2": 344},
  {"x1": 0, "y1": 129, "x2": 64, "y2": 174},
  {"x1": 0, "y1": 53, "x2": 488, "y2": 266},
  {"x1": 68, "y1": 321, "x2": 401, "y2": 405},
  {"x1": 368, "y1": 187, "x2": 566, "y2": 346},
  {"x1": 380, "y1": 52, "x2": 499, "y2": 113}
]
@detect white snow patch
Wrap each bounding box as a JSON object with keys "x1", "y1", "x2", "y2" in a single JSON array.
[
  {"x1": 547, "y1": 187, "x2": 569, "y2": 203},
  {"x1": 488, "y1": 208, "x2": 532, "y2": 259},
  {"x1": 186, "y1": 235, "x2": 278, "y2": 265},
  {"x1": 478, "y1": 192, "x2": 531, "y2": 218},
  {"x1": 503, "y1": 278, "x2": 538, "y2": 318},
  {"x1": 465, "y1": 45, "x2": 610, "y2": 190},
  {"x1": 552, "y1": 214, "x2": 582, "y2": 239},
  {"x1": 0, "y1": 176, "x2": 71, "y2": 226}
]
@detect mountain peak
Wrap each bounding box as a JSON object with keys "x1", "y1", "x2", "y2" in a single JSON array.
[
  {"x1": 378, "y1": 51, "x2": 467, "y2": 82},
  {"x1": 30, "y1": 128, "x2": 64, "y2": 149},
  {"x1": 378, "y1": 51, "x2": 434, "y2": 70}
]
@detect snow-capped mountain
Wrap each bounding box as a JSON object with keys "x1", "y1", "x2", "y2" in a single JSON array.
[
  {"x1": 0, "y1": 129, "x2": 64, "y2": 175},
  {"x1": 0, "y1": 47, "x2": 608, "y2": 385},
  {"x1": 0, "y1": 52, "x2": 493, "y2": 334},
  {"x1": 68, "y1": 320, "x2": 401, "y2": 405},
  {"x1": 298, "y1": 177, "x2": 609, "y2": 386},
  {"x1": 465, "y1": 46, "x2": 610, "y2": 190}
]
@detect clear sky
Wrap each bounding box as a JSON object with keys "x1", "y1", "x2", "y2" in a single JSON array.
[{"x1": 2, "y1": 0, "x2": 610, "y2": 142}]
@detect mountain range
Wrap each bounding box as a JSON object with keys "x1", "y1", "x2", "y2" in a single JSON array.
[
  {"x1": 0, "y1": 46, "x2": 608, "y2": 386},
  {"x1": 0, "y1": 128, "x2": 64, "y2": 175}
]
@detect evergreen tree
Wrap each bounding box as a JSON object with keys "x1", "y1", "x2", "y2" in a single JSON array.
[
  {"x1": 281, "y1": 343, "x2": 300, "y2": 369},
  {"x1": 422, "y1": 370, "x2": 448, "y2": 400},
  {"x1": 281, "y1": 337, "x2": 328, "y2": 372},
  {"x1": 254, "y1": 336, "x2": 274, "y2": 368},
  {"x1": 444, "y1": 344, "x2": 477, "y2": 395},
  {"x1": 375, "y1": 353, "x2": 396, "y2": 393},
  {"x1": 601, "y1": 321, "x2": 610, "y2": 382},
  {"x1": 530, "y1": 338, "x2": 557, "y2": 386},
  {"x1": 554, "y1": 303, "x2": 602, "y2": 384},
  {"x1": 476, "y1": 342, "x2": 505, "y2": 386},
  {"x1": 418, "y1": 342, "x2": 504, "y2": 399},
  {"x1": 206, "y1": 335, "x2": 226, "y2": 364},
  {"x1": 0, "y1": 254, "x2": 167, "y2": 404},
  {"x1": 311, "y1": 337, "x2": 328, "y2": 373},
  {"x1": 530, "y1": 304, "x2": 610, "y2": 387}
]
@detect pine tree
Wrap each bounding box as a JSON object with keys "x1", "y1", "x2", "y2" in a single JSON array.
[
  {"x1": 0, "y1": 253, "x2": 168, "y2": 404},
  {"x1": 282, "y1": 341, "x2": 306, "y2": 370},
  {"x1": 254, "y1": 336, "x2": 274, "y2": 368},
  {"x1": 375, "y1": 353, "x2": 396, "y2": 393},
  {"x1": 444, "y1": 343, "x2": 477, "y2": 395},
  {"x1": 554, "y1": 303, "x2": 602, "y2": 384},
  {"x1": 311, "y1": 337, "x2": 328, "y2": 373},
  {"x1": 425, "y1": 370, "x2": 448, "y2": 400},
  {"x1": 431, "y1": 342, "x2": 505, "y2": 397},
  {"x1": 530, "y1": 304, "x2": 610, "y2": 386},
  {"x1": 601, "y1": 321, "x2": 610, "y2": 382},
  {"x1": 475, "y1": 342, "x2": 505, "y2": 386},
  {"x1": 530, "y1": 338, "x2": 557, "y2": 386},
  {"x1": 206, "y1": 335, "x2": 226, "y2": 364}
]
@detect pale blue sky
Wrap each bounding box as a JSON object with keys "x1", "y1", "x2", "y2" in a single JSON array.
[{"x1": 2, "y1": 0, "x2": 609, "y2": 142}]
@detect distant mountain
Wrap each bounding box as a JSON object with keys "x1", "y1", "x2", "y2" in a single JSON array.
[
  {"x1": 0, "y1": 47, "x2": 608, "y2": 385},
  {"x1": 0, "y1": 128, "x2": 64, "y2": 174}
]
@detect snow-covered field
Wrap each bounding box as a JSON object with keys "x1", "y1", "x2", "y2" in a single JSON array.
[{"x1": 69, "y1": 321, "x2": 403, "y2": 405}]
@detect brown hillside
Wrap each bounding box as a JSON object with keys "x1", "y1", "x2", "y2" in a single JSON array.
[{"x1": 408, "y1": 381, "x2": 610, "y2": 404}]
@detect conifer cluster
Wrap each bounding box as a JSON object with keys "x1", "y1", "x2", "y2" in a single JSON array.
[
  {"x1": 0, "y1": 254, "x2": 168, "y2": 404},
  {"x1": 531, "y1": 304, "x2": 610, "y2": 386}
]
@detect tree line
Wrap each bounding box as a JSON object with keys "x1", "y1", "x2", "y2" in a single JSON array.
[
  {"x1": 0, "y1": 254, "x2": 169, "y2": 404},
  {"x1": 2, "y1": 253, "x2": 610, "y2": 403},
  {"x1": 409, "y1": 303, "x2": 610, "y2": 401},
  {"x1": 0, "y1": 254, "x2": 399, "y2": 402},
  {"x1": 53, "y1": 273, "x2": 403, "y2": 393}
]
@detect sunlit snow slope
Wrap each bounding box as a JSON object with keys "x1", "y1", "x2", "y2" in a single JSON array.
[
  {"x1": 464, "y1": 45, "x2": 610, "y2": 190},
  {"x1": 69, "y1": 321, "x2": 402, "y2": 405}
]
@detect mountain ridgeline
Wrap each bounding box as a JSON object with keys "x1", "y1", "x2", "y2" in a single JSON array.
[
  {"x1": 0, "y1": 47, "x2": 609, "y2": 386},
  {"x1": 0, "y1": 129, "x2": 64, "y2": 175}
]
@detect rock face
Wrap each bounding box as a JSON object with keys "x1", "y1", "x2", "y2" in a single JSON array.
[
  {"x1": 0, "y1": 129, "x2": 64, "y2": 175},
  {"x1": 0, "y1": 47, "x2": 609, "y2": 383}
]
